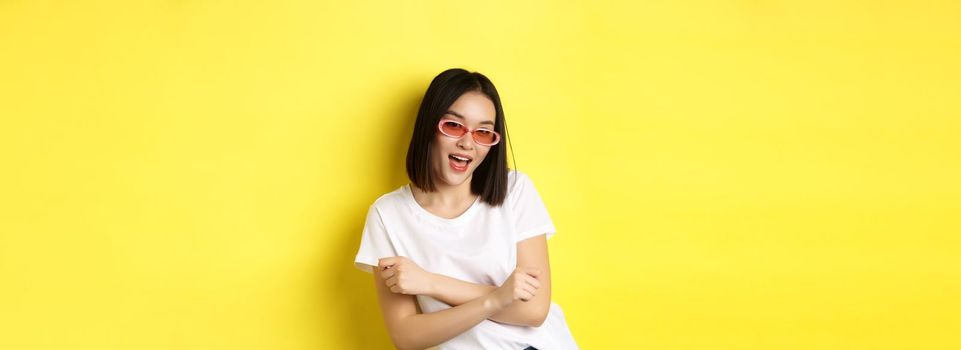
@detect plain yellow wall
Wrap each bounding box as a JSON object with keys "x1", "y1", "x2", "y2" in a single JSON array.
[{"x1": 2, "y1": 1, "x2": 959, "y2": 349}]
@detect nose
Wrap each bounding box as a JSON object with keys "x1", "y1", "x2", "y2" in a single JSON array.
[{"x1": 456, "y1": 132, "x2": 474, "y2": 150}]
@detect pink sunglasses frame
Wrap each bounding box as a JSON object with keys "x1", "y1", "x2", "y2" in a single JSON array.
[{"x1": 436, "y1": 119, "x2": 501, "y2": 146}]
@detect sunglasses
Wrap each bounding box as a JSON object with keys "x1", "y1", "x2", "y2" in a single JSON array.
[{"x1": 437, "y1": 119, "x2": 501, "y2": 146}]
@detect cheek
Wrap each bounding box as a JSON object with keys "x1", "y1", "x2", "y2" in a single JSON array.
[
  {"x1": 474, "y1": 148, "x2": 492, "y2": 165},
  {"x1": 433, "y1": 133, "x2": 455, "y2": 148},
  {"x1": 430, "y1": 137, "x2": 450, "y2": 165}
]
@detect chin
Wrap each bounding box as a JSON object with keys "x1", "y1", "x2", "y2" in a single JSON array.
[
  {"x1": 436, "y1": 167, "x2": 471, "y2": 186},
  {"x1": 444, "y1": 171, "x2": 471, "y2": 185}
]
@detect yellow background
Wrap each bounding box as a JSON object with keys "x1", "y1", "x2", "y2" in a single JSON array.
[{"x1": 2, "y1": 1, "x2": 959, "y2": 349}]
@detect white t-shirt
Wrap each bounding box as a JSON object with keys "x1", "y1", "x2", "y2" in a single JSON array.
[{"x1": 354, "y1": 169, "x2": 579, "y2": 350}]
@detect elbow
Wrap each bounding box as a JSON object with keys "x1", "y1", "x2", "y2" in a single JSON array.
[
  {"x1": 529, "y1": 314, "x2": 547, "y2": 328},
  {"x1": 388, "y1": 333, "x2": 415, "y2": 350},
  {"x1": 386, "y1": 316, "x2": 435, "y2": 350},
  {"x1": 390, "y1": 337, "x2": 413, "y2": 350},
  {"x1": 394, "y1": 343, "x2": 417, "y2": 350},
  {"x1": 525, "y1": 305, "x2": 550, "y2": 327},
  {"x1": 389, "y1": 331, "x2": 425, "y2": 350},
  {"x1": 383, "y1": 326, "x2": 406, "y2": 350}
]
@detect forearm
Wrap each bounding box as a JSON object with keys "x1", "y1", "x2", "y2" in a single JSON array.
[
  {"x1": 428, "y1": 273, "x2": 544, "y2": 327},
  {"x1": 429, "y1": 273, "x2": 496, "y2": 305},
  {"x1": 392, "y1": 293, "x2": 503, "y2": 350}
]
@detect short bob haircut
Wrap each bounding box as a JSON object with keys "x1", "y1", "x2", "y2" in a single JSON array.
[{"x1": 406, "y1": 68, "x2": 512, "y2": 207}]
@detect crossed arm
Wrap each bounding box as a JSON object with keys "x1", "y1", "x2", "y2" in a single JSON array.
[{"x1": 371, "y1": 234, "x2": 551, "y2": 350}]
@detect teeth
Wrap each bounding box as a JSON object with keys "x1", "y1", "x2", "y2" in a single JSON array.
[{"x1": 451, "y1": 155, "x2": 469, "y2": 161}]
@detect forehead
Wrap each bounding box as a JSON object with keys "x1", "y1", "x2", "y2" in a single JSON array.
[{"x1": 445, "y1": 92, "x2": 495, "y2": 126}]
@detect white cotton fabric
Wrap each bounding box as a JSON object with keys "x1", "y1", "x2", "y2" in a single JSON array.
[{"x1": 354, "y1": 169, "x2": 579, "y2": 350}]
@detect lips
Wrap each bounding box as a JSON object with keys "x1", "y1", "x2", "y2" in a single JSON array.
[
  {"x1": 449, "y1": 153, "x2": 472, "y2": 162},
  {"x1": 448, "y1": 153, "x2": 472, "y2": 172}
]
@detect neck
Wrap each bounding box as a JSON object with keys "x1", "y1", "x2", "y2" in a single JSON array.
[{"x1": 412, "y1": 176, "x2": 476, "y2": 208}]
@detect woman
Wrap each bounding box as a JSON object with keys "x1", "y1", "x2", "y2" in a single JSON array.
[{"x1": 354, "y1": 68, "x2": 579, "y2": 350}]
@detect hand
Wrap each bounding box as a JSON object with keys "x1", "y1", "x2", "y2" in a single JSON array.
[
  {"x1": 378, "y1": 256, "x2": 436, "y2": 296},
  {"x1": 492, "y1": 267, "x2": 542, "y2": 309}
]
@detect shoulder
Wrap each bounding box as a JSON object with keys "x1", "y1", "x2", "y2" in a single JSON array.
[
  {"x1": 508, "y1": 168, "x2": 540, "y2": 190},
  {"x1": 506, "y1": 169, "x2": 539, "y2": 206},
  {"x1": 369, "y1": 184, "x2": 408, "y2": 212},
  {"x1": 507, "y1": 168, "x2": 531, "y2": 193}
]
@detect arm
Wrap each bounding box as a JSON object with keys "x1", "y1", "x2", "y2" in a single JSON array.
[
  {"x1": 373, "y1": 270, "x2": 502, "y2": 350},
  {"x1": 372, "y1": 259, "x2": 535, "y2": 350},
  {"x1": 428, "y1": 234, "x2": 552, "y2": 327}
]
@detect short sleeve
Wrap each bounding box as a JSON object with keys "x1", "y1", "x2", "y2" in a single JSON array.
[
  {"x1": 509, "y1": 171, "x2": 557, "y2": 244},
  {"x1": 353, "y1": 205, "x2": 398, "y2": 273}
]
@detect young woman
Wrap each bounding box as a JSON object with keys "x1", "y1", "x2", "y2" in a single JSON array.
[{"x1": 354, "y1": 68, "x2": 579, "y2": 350}]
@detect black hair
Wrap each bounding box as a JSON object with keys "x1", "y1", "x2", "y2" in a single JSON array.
[{"x1": 405, "y1": 68, "x2": 514, "y2": 207}]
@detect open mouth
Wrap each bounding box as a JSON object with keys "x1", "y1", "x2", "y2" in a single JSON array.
[{"x1": 448, "y1": 154, "x2": 472, "y2": 171}]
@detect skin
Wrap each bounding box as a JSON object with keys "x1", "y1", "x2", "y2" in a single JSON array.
[{"x1": 371, "y1": 91, "x2": 553, "y2": 350}]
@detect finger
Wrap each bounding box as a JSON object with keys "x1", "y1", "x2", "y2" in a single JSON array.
[
  {"x1": 385, "y1": 275, "x2": 398, "y2": 287},
  {"x1": 519, "y1": 289, "x2": 535, "y2": 302},
  {"x1": 390, "y1": 285, "x2": 401, "y2": 294},
  {"x1": 521, "y1": 284, "x2": 537, "y2": 296},
  {"x1": 378, "y1": 257, "x2": 397, "y2": 269},
  {"x1": 523, "y1": 268, "x2": 542, "y2": 278},
  {"x1": 523, "y1": 277, "x2": 540, "y2": 290},
  {"x1": 380, "y1": 268, "x2": 396, "y2": 280}
]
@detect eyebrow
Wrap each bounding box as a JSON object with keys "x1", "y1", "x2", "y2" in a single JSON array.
[{"x1": 445, "y1": 110, "x2": 495, "y2": 126}]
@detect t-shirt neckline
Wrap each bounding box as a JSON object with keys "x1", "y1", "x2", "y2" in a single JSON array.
[{"x1": 404, "y1": 184, "x2": 482, "y2": 225}]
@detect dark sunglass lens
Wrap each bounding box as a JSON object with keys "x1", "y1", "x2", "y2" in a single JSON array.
[
  {"x1": 474, "y1": 130, "x2": 497, "y2": 145},
  {"x1": 440, "y1": 121, "x2": 465, "y2": 136}
]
